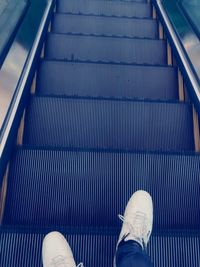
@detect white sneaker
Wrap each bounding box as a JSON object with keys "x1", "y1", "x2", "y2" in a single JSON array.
[
  {"x1": 116, "y1": 190, "x2": 153, "y2": 250},
  {"x1": 42, "y1": 231, "x2": 83, "y2": 267}
]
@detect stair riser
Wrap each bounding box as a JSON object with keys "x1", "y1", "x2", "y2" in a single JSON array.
[
  {"x1": 23, "y1": 97, "x2": 194, "y2": 151},
  {"x1": 52, "y1": 14, "x2": 158, "y2": 39},
  {"x1": 45, "y1": 34, "x2": 167, "y2": 65},
  {"x1": 37, "y1": 61, "x2": 178, "y2": 100},
  {"x1": 57, "y1": 0, "x2": 152, "y2": 18}
]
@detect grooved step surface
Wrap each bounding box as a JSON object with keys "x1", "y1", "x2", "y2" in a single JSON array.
[
  {"x1": 3, "y1": 148, "x2": 200, "y2": 228},
  {"x1": 1, "y1": 228, "x2": 200, "y2": 267},
  {"x1": 45, "y1": 34, "x2": 167, "y2": 65},
  {"x1": 37, "y1": 61, "x2": 178, "y2": 100},
  {"x1": 23, "y1": 97, "x2": 194, "y2": 151},
  {"x1": 57, "y1": 0, "x2": 151, "y2": 18},
  {"x1": 118, "y1": 0, "x2": 147, "y2": 1},
  {"x1": 93, "y1": 0, "x2": 147, "y2": 2},
  {"x1": 2, "y1": 0, "x2": 199, "y2": 264},
  {"x1": 52, "y1": 14, "x2": 158, "y2": 39}
]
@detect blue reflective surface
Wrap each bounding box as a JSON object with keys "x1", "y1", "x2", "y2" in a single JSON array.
[
  {"x1": 0, "y1": 0, "x2": 48, "y2": 135},
  {"x1": 181, "y1": 0, "x2": 200, "y2": 39},
  {"x1": 0, "y1": 0, "x2": 28, "y2": 64},
  {"x1": 162, "y1": 0, "x2": 200, "y2": 81}
]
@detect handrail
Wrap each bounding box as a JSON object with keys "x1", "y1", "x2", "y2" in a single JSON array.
[
  {"x1": 153, "y1": 0, "x2": 200, "y2": 110},
  {"x1": 0, "y1": 0, "x2": 55, "y2": 183}
]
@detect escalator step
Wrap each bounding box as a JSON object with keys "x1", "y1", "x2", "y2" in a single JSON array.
[
  {"x1": 1, "y1": 227, "x2": 199, "y2": 267},
  {"x1": 23, "y1": 97, "x2": 194, "y2": 151},
  {"x1": 37, "y1": 61, "x2": 178, "y2": 100},
  {"x1": 57, "y1": 0, "x2": 151, "y2": 18},
  {"x1": 52, "y1": 14, "x2": 158, "y2": 39},
  {"x1": 3, "y1": 148, "x2": 199, "y2": 228},
  {"x1": 98, "y1": 0, "x2": 147, "y2": 2},
  {"x1": 45, "y1": 34, "x2": 167, "y2": 65},
  {"x1": 95, "y1": 0, "x2": 148, "y2": 2}
]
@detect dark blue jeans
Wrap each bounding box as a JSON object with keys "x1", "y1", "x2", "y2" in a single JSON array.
[{"x1": 115, "y1": 240, "x2": 153, "y2": 267}]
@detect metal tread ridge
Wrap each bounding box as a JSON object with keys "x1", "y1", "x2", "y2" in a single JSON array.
[
  {"x1": 1, "y1": 226, "x2": 199, "y2": 267},
  {"x1": 22, "y1": 95, "x2": 194, "y2": 151},
  {"x1": 3, "y1": 146, "x2": 199, "y2": 228},
  {"x1": 23, "y1": 95, "x2": 194, "y2": 151}
]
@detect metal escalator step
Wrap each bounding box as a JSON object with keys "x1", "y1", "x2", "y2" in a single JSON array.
[
  {"x1": 108, "y1": 0, "x2": 147, "y2": 2},
  {"x1": 45, "y1": 34, "x2": 167, "y2": 65},
  {"x1": 52, "y1": 14, "x2": 158, "y2": 39},
  {"x1": 23, "y1": 97, "x2": 194, "y2": 151},
  {"x1": 95, "y1": 0, "x2": 147, "y2": 2},
  {"x1": 75, "y1": 0, "x2": 147, "y2": 2},
  {"x1": 57, "y1": 0, "x2": 151, "y2": 18},
  {"x1": 106, "y1": 0, "x2": 147, "y2": 2},
  {"x1": 37, "y1": 61, "x2": 178, "y2": 100},
  {"x1": 3, "y1": 148, "x2": 199, "y2": 229},
  {"x1": 1, "y1": 227, "x2": 199, "y2": 267}
]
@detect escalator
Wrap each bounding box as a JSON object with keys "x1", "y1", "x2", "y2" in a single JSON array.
[{"x1": 0, "y1": 0, "x2": 200, "y2": 266}]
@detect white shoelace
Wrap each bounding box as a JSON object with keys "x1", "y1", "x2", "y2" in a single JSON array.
[
  {"x1": 118, "y1": 211, "x2": 149, "y2": 249},
  {"x1": 49, "y1": 255, "x2": 84, "y2": 267}
]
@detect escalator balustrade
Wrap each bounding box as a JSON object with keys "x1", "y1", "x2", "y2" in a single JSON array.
[{"x1": 1, "y1": 0, "x2": 200, "y2": 266}]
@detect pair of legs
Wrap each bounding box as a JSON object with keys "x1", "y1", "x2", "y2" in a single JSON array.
[{"x1": 42, "y1": 190, "x2": 153, "y2": 267}]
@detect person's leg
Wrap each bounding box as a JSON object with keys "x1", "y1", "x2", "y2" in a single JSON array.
[
  {"x1": 115, "y1": 240, "x2": 152, "y2": 267},
  {"x1": 42, "y1": 231, "x2": 81, "y2": 267},
  {"x1": 114, "y1": 190, "x2": 153, "y2": 267}
]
